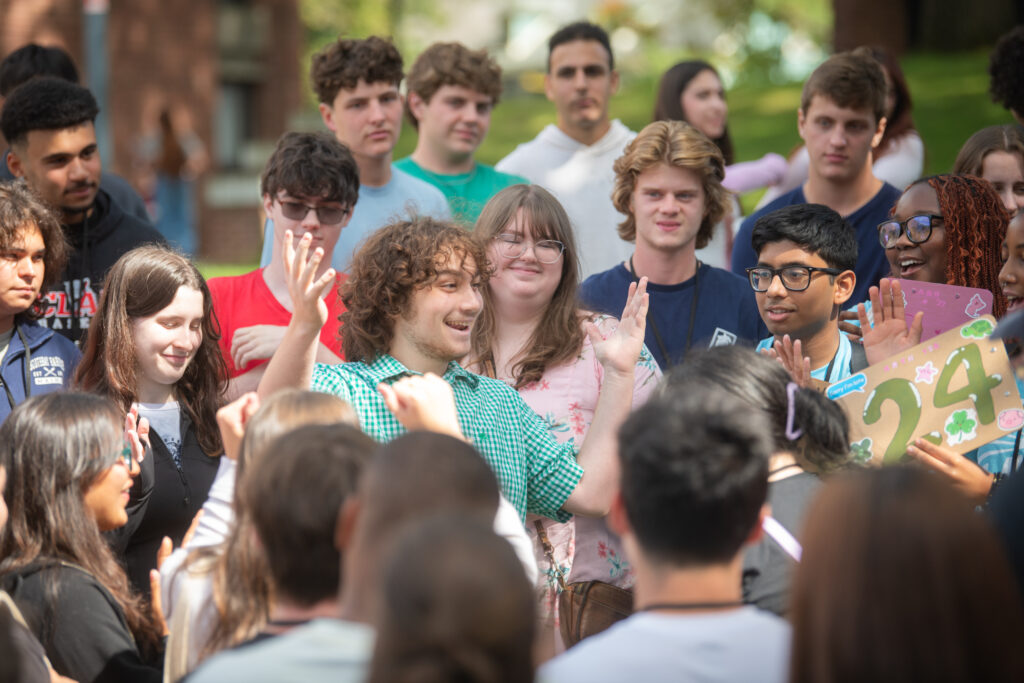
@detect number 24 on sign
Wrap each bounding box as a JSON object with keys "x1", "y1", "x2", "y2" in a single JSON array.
[{"x1": 827, "y1": 317, "x2": 1024, "y2": 466}]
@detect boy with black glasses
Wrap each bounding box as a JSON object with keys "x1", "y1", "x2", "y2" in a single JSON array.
[{"x1": 748, "y1": 204, "x2": 862, "y2": 383}]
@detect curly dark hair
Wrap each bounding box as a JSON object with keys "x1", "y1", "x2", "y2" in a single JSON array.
[
  {"x1": 989, "y1": 26, "x2": 1024, "y2": 118},
  {"x1": 0, "y1": 76, "x2": 97, "y2": 145},
  {"x1": 341, "y1": 216, "x2": 488, "y2": 363},
  {"x1": 260, "y1": 131, "x2": 359, "y2": 208},
  {"x1": 0, "y1": 180, "x2": 68, "y2": 321},
  {"x1": 913, "y1": 174, "x2": 1009, "y2": 318},
  {"x1": 310, "y1": 36, "x2": 404, "y2": 105},
  {"x1": 0, "y1": 43, "x2": 79, "y2": 97}
]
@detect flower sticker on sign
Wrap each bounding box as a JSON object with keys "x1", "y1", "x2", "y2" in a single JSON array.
[{"x1": 831, "y1": 316, "x2": 1023, "y2": 465}]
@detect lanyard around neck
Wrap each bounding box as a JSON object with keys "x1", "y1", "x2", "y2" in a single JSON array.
[
  {"x1": 1, "y1": 323, "x2": 32, "y2": 410},
  {"x1": 628, "y1": 256, "x2": 701, "y2": 369}
]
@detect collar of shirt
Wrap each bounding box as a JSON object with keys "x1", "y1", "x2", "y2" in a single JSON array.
[{"x1": 360, "y1": 353, "x2": 481, "y2": 390}]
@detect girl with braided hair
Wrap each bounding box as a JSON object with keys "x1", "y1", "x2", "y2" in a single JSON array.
[{"x1": 880, "y1": 173, "x2": 1009, "y2": 317}]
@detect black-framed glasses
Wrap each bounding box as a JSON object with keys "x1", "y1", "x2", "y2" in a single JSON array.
[
  {"x1": 493, "y1": 233, "x2": 565, "y2": 264},
  {"x1": 745, "y1": 265, "x2": 842, "y2": 292},
  {"x1": 277, "y1": 198, "x2": 350, "y2": 225},
  {"x1": 878, "y1": 214, "x2": 943, "y2": 249}
]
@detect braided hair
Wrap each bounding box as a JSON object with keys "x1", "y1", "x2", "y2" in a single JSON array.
[{"x1": 917, "y1": 174, "x2": 1009, "y2": 318}]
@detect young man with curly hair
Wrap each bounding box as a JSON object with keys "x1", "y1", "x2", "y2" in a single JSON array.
[
  {"x1": 395, "y1": 43, "x2": 528, "y2": 225},
  {"x1": 209, "y1": 132, "x2": 359, "y2": 399},
  {"x1": 258, "y1": 36, "x2": 449, "y2": 273},
  {"x1": 258, "y1": 214, "x2": 648, "y2": 524},
  {"x1": 990, "y1": 26, "x2": 1024, "y2": 127},
  {"x1": 732, "y1": 50, "x2": 902, "y2": 306},
  {"x1": 580, "y1": 120, "x2": 764, "y2": 370},
  {"x1": 0, "y1": 77, "x2": 164, "y2": 344}
]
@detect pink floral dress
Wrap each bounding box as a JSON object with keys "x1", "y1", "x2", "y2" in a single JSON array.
[{"x1": 508, "y1": 315, "x2": 661, "y2": 657}]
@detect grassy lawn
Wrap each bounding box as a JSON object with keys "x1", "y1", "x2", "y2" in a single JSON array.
[{"x1": 199, "y1": 49, "x2": 1010, "y2": 279}]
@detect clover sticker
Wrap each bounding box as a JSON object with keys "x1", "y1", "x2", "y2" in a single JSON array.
[
  {"x1": 960, "y1": 319, "x2": 994, "y2": 339},
  {"x1": 850, "y1": 438, "x2": 873, "y2": 463},
  {"x1": 945, "y1": 409, "x2": 979, "y2": 446}
]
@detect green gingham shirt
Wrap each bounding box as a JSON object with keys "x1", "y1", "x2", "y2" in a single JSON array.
[{"x1": 311, "y1": 354, "x2": 583, "y2": 522}]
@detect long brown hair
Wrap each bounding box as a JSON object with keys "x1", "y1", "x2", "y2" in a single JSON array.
[
  {"x1": 856, "y1": 46, "x2": 916, "y2": 159},
  {"x1": 74, "y1": 246, "x2": 226, "y2": 455},
  {"x1": 790, "y1": 467, "x2": 1024, "y2": 682},
  {"x1": 470, "y1": 185, "x2": 588, "y2": 389},
  {"x1": 652, "y1": 60, "x2": 735, "y2": 165},
  {"x1": 0, "y1": 393, "x2": 165, "y2": 660},
  {"x1": 952, "y1": 124, "x2": 1024, "y2": 177},
  {"x1": 190, "y1": 390, "x2": 358, "y2": 663},
  {"x1": 914, "y1": 174, "x2": 1009, "y2": 318}
]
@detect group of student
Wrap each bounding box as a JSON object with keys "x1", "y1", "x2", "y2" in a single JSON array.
[{"x1": 0, "y1": 17, "x2": 1022, "y2": 683}]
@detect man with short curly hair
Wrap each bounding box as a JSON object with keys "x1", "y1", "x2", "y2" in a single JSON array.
[
  {"x1": 395, "y1": 43, "x2": 527, "y2": 225},
  {"x1": 990, "y1": 26, "x2": 1024, "y2": 126},
  {"x1": 0, "y1": 77, "x2": 164, "y2": 344},
  {"x1": 258, "y1": 214, "x2": 649, "y2": 526},
  {"x1": 257, "y1": 36, "x2": 448, "y2": 273}
]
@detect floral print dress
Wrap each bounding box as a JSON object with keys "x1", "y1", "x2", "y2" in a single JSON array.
[{"x1": 507, "y1": 315, "x2": 661, "y2": 657}]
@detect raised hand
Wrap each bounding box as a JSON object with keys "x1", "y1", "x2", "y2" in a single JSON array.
[
  {"x1": 760, "y1": 334, "x2": 812, "y2": 387},
  {"x1": 378, "y1": 373, "x2": 465, "y2": 440},
  {"x1": 124, "y1": 407, "x2": 150, "y2": 464},
  {"x1": 859, "y1": 278, "x2": 924, "y2": 366},
  {"x1": 216, "y1": 392, "x2": 260, "y2": 460},
  {"x1": 590, "y1": 277, "x2": 649, "y2": 377},
  {"x1": 283, "y1": 230, "x2": 334, "y2": 332},
  {"x1": 231, "y1": 324, "x2": 287, "y2": 369}
]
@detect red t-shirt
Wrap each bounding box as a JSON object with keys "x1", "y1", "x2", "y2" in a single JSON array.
[{"x1": 209, "y1": 269, "x2": 347, "y2": 378}]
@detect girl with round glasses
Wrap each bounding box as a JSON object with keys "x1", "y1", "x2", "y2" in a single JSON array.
[
  {"x1": 0, "y1": 393, "x2": 163, "y2": 682},
  {"x1": 75, "y1": 246, "x2": 227, "y2": 598},
  {"x1": 469, "y1": 184, "x2": 661, "y2": 658},
  {"x1": 878, "y1": 174, "x2": 1007, "y2": 317}
]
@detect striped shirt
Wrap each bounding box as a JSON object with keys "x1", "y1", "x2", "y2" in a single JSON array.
[{"x1": 311, "y1": 354, "x2": 583, "y2": 522}]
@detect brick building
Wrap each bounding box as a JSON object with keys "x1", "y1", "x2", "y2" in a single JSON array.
[{"x1": 0, "y1": 0, "x2": 302, "y2": 262}]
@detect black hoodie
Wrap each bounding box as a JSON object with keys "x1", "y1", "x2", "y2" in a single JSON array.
[{"x1": 39, "y1": 189, "x2": 165, "y2": 345}]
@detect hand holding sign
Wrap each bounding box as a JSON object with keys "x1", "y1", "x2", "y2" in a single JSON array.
[{"x1": 828, "y1": 316, "x2": 1021, "y2": 466}]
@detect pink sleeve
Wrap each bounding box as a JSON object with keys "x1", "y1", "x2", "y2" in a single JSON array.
[{"x1": 723, "y1": 153, "x2": 788, "y2": 193}]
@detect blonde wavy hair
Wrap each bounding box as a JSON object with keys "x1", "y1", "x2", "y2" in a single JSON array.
[{"x1": 611, "y1": 120, "x2": 728, "y2": 248}]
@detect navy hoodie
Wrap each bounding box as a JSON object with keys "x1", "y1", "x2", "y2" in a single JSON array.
[{"x1": 38, "y1": 189, "x2": 165, "y2": 345}]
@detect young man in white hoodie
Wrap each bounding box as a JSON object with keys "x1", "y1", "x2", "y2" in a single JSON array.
[{"x1": 496, "y1": 22, "x2": 634, "y2": 278}]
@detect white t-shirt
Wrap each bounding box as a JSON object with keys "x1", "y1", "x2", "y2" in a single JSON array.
[
  {"x1": 539, "y1": 608, "x2": 790, "y2": 683},
  {"x1": 137, "y1": 401, "x2": 182, "y2": 464},
  {"x1": 497, "y1": 121, "x2": 636, "y2": 279}
]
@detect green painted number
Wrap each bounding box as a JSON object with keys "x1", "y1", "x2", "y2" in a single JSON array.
[
  {"x1": 863, "y1": 378, "x2": 922, "y2": 464},
  {"x1": 933, "y1": 345, "x2": 1000, "y2": 424}
]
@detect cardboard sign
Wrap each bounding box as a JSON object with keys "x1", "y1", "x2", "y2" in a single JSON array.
[
  {"x1": 898, "y1": 279, "x2": 993, "y2": 341},
  {"x1": 826, "y1": 316, "x2": 1023, "y2": 466}
]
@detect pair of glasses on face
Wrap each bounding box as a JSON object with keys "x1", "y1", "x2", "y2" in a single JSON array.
[
  {"x1": 493, "y1": 233, "x2": 565, "y2": 264},
  {"x1": 877, "y1": 214, "x2": 943, "y2": 249},
  {"x1": 277, "y1": 199, "x2": 350, "y2": 225},
  {"x1": 745, "y1": 265, "x2": 842, "y2": 292},
  {"x1": 117, "y1": 444, "x2": 133, "y2": 469}
]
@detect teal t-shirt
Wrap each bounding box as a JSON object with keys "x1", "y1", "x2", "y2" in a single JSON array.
[{"x1": 394, "y1": 157, "x2": 528, "y2": 226}]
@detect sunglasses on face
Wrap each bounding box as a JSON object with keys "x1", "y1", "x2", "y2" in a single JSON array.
[
  {"x1": 277, "y1": 199, "x2": 350, "y2": 225},
  {"x1": 745, "y1": 265, "x2": 842, "y2": 292},
  {"x1": 878, "y1": 214, "x2": 943, "y2": 249}
]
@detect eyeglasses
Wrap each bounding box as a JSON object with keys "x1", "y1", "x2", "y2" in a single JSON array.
[
  {"x1": 745, "y1": 265, "x2": 842, "y2": 292},
  {"x1": 277, "y1": 199, "x2": 350, "y2": 225},
  {"x1": 493, "y1": 233, "x2": 565, "y2": 264},
  {"x1": 877, "y1": 214, "x2": 943, "y2": 249},
  {"x1": 117, "y1": 444, "x2": 133, "y2": 469}
]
